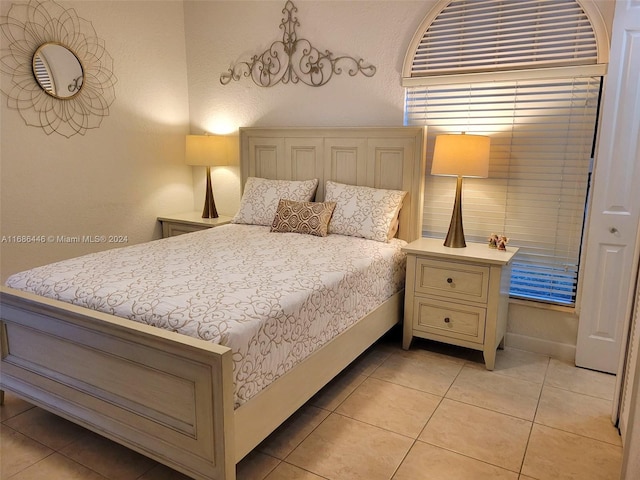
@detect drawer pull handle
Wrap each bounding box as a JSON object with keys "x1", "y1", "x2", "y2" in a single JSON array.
[
  {"x1": 446, "y1": 277, "x2": 453, "y2": 284},
  {"x1": 444, "y1": 317, "x2": 451, "y2": 323}
]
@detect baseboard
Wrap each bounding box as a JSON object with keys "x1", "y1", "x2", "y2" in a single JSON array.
[{"x1": 504, "y1": 332, "x2": 576, "y2": 363}]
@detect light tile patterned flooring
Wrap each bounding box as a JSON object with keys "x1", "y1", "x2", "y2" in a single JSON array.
[{"x1": 1, "y1": 334, "x2": 622, "y2": 480}]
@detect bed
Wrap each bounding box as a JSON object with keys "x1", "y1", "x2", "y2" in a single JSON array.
[{"x1": 0, "y1": 126, "x2": 426, "y2": 480}]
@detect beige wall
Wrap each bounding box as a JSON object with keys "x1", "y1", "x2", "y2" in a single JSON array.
[
  {"x1": 0, "y1": 0, "x2": 194, "y2": 282},
  {"x1": 183, "y1": 0, "x2": 434, "y2": 215},
  {"x1": 182, "y1": 0, "x2": 614, "y2": 358},
  {"x1": 0, "y1": 0, "x2": 618, "y2": 357}
]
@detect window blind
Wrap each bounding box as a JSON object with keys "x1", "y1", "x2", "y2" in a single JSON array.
[
  {"x1": 33, "y1": 54, "x2": 54, "y2": 94},
  {"x1": 407, "y1": 0, "x2": 598, "y2": 79},
  {"x1": 405, "y1": 77, "x2": 601, "y2": 305}
]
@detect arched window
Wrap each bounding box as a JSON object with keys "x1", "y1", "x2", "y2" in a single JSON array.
[{"x1": 403, "y1": 0, "x2": 608, "y2": 306}]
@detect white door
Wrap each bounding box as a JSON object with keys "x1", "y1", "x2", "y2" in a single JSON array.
[
  {"x1": 575, "y1": 0, "x2": 640, "y2": 374},
  {"x1": 619, "y1": 255, "x2": 640, "y2": 440}
]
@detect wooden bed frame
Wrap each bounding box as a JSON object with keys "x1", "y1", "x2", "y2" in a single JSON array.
[{"x1": 0, "y1": 126, "x2": 426, "y2": 480}]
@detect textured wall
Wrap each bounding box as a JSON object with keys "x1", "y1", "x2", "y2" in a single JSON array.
[
  {"x1": 0, "y1": 1, "x2": 194, "y2": 281},
  {"x1": 183, "y1": 0, "x2": 432, "y2": 215},
  {"x1": 0, "y1": 0, "x2": 617, "y2": 355},
  {"x1": 182, "y1": 0, "x2": 616, "y2": 358}
]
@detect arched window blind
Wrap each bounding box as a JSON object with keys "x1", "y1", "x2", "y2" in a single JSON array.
[
  {"x1": 405, "y1": 0, "x2": 600, "y2": 78},
  {"x1": 403, "y1": 0, "x2": 607, "y2": 306}
]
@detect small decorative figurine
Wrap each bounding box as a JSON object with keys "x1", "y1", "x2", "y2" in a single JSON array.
[
  {"x1": 488, "y1": 233, "x2": 499, "y2": 249},
  {"x1": 497, "y1": 235, "x2": 509, "y2": 251}
]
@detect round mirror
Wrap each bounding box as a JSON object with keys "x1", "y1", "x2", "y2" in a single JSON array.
[{"x1": 32, "y1": 43, "x2": 84, "y2": 99}]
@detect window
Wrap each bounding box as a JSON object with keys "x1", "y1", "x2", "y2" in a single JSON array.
[
  {"x1": 405, "y1": 77, "x2": 601, "y2": 305},
  {"x1": 401, "y1": 0, "x2": 608, "y2": 306}
]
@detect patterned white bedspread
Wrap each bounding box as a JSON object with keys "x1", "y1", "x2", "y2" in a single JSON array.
[{"x1": 6, "y1": 224, "x2": 406, "y2": 407}]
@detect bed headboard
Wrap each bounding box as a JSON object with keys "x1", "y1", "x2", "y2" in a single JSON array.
[{"x1": 239, "y1": 127, "x2": 427, "y2": 242}]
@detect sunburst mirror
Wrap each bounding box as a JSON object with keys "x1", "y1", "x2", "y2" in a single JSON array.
[{"x1": 0, "y1": 0, "x2": 117, "y2": 137}]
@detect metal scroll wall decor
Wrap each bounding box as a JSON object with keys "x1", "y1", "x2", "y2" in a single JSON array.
[
  {"x1": 220, "y1": 0, "x2": 376, "y2": 87},
  {"x1": 0, "y1": 0, "x2": 117, "y2": 137}
]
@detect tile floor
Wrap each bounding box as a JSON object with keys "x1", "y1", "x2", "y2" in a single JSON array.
[{"x1": 1, "y1": 334, "x2": 622, "y2": 480}]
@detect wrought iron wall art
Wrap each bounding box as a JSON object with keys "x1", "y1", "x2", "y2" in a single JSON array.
[
  {"x1": 220, "y1": 1, "x2": 376, "y2": 87},
  {"x1": 0, "y1": 0, "x2": 117, "y2": 137}
]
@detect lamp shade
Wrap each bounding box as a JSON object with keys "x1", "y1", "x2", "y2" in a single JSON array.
[
  {"x1": 431, "y1": 134, "x2": 490, "y2": 178},
  {"x1": 185, "y1": 135, "x2": 232, "y2": 166}
]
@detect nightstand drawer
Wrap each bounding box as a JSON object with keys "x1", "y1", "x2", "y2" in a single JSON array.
[
  {"x1": 413, "y1": 297, "x2": 486, "y2": 344},
  {"x1": 158, "y1": 213, "x2": 232, "y2": 238},
  {"x1": 164, "y1": 223, "x2": 211, "y2": 237},
  {"x1": 415, "y1": 258, "x2": 489, "y2": 303}
]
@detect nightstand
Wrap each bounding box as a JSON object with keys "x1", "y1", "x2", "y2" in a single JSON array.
[
  {"x1": 402, "y1": 237, "x2": 518, "y2": 370},
  {"x1": 157, "y1": 212, "x2": 232, "y2": 238}
]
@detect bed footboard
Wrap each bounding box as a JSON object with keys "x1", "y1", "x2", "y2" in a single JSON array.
[{"x1": 0, "y1": 287, "x2": 236, "y2": 480}]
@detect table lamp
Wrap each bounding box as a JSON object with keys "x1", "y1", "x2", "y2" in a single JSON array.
[
  {"x1": 431, "y1": 133, "x2": 490, "y2": 248},
  {"x1": 185, "y1": 134, "x2": 231, "y2": 218}
]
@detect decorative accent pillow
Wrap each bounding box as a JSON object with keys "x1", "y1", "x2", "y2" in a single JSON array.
[
  {"x1": 324, "y1": 181, "x2": 407, "y2": 242},
  {"x1": 232, "y1": 177, "x2": 319, "y2": 226},
  {"x1": 270, "y1": 199, "x2": 336, "y2": 237}
]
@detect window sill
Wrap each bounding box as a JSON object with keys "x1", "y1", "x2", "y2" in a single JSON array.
[{"x1": 508, "y1": 297, "x2": 576, "y2": 315}]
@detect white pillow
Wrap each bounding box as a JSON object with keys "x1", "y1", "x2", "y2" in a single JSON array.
[
  {"x1": 325, "y1": 181, "x2": 407, "y2": 242},
  {"x1": 232, "y1": 177, "x2": 319, "y2": 226}
]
